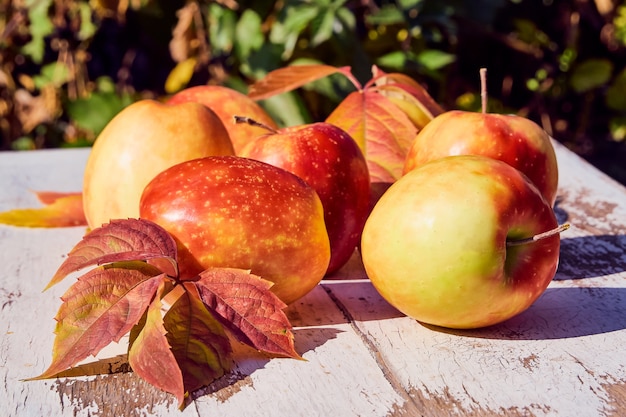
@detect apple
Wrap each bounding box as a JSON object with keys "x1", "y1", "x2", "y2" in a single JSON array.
[
  {"x1": 139, "y1": 155, "x2": 331, "y2": 305},
  {"x1": 239, "y1": 121, "x2": 371, "y2": 275},
  {"x1": 403, "y1": 70, "x2": 558, "y2": 206},
  {"x1": 82, "y1": 99, "x2": 235, "y2": 229},
  {"x1": 361, "y1": 155, "x2": 565, "y2": 329},
  {"x1": 166, "y1": 85, "x2": 278, "y2": 154}
]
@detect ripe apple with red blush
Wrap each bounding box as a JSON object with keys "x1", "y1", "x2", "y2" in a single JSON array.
[
  {"x1": 166, "y1": 85, "x2": 278, "y2": 154},
  {"x1": 83, "y1": 99, "x2": 234, "y2": 229},
  {"x1": 139, "y1": 155, "x2": 331, "y2": 305},
  {"x1": 362, "y1": 155, "x2": 567, "y2": 329},
  {"x1": 239, "y1": 120, "x2": 371, "y2": 275},
  {"x1": 403, "y1": 69, "x2": 558, "y2": 206}
]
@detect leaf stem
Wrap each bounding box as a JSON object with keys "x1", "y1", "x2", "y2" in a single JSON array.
[{"x1": 506, "y1": 223, "x2": 570, "y2": 247}]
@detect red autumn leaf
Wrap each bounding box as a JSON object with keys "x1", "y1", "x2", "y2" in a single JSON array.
[
  {"x1": 46, "y1": 218, "x2": 178, "y2": 290},
  {"x1": 192, "y1": 268, "x2": 300, "y2": 359},
  {"x1": 247, "y1": 64, "x2": 357, "y2": 100},
  {"x1": 0, "y1": 191, "x2": 86, "y2": 228},
  {"x1": 325, "y1": 90, "x2": 418, "y2": 183},
  {"x1": 31, "y1": 262, "x2": 166, "y2": 380},
  {"x1": 129, "y1": 282, "x2": 186, "y2": 407},
  {"x1": 164, "y1": 284, "x2": 232, "y2": 393}
]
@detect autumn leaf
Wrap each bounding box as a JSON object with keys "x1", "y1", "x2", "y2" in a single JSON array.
[
  {"x1": 192, "y1": 268, "x2": 301, "y2": 359},
  {"x1": 165, "y1": 284, "x2": 232, "y2": 393},
  {"x1": 129, "y1": 282, "x2": 186, "y2": 407},
  {"x1": 46, "y1": 218, "x2": 179, "y2": 290},
  {"x1": 247, "y1": 64, "x2": 357, "y2": 100},
  {"x1": 31, "y1": 262, "x2": 166, "y2": 380},
  {"x1": 370, "y1": 67, "x2": 444, "y2": 132},
  {"x1": 326, "y1": 90, "x2": 417, "y2": 183},
  {"x1": 0, "y1": 191, "x2": 86, "y2": 228}
]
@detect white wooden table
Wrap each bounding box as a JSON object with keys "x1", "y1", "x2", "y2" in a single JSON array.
[{"x1": 1, "y1": 142, "x2": 625, "y2": 417}]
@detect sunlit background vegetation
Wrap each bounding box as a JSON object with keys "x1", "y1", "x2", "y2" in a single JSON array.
[{"x1": 1, "y1": 0, "x2": 625, "y2": 184}]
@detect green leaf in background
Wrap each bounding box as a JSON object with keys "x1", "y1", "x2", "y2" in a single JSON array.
[
  {"x1": 259, "y1": 91, "x2": 312, "y2": 128},
  {"x1": 32, "y1": 62, "x2": 71, "y2": 90},
  {"x1": 376, "y1": 51, "x2": 408, "y2": 72},
  {"x1": 270, "y1": 4, "x2": 318, "y2": 59},
  {"x1": 208, "y1": 3, "x2": 237, "y2": 55},
  {"x1": 365, "y1": 4, "x2": 405, "y2": 25},
  {"x1": 21, "y1": 0, "x2": 55, "y2": 63},
  {"x1": 416, "y1": 49, "x2": 456, "y2": 71},
  {"x1": 77, "y1": 2, "x2": 97, "y2": 40},
  {"x1": 310, "y1": 8, "x2": 337, "y2": 46},
  {"x1": 335, "y1": 5, "x2": 356, "y2": 31},
  {"x1": 609, "y1": 116, "x2": 626, "y2": 142},
  {"x1": 606, "y1": 67, "x2": 626, "y2": 112},
  {"x1": 65, "y1": 82, "x2": 133, "y2": 136},
  {"x1": 234, "y1": 9, "x2": 264, "y2": 61},
  {"x1": 570, "y1": 58, "x2": 613, "y2": 93}
]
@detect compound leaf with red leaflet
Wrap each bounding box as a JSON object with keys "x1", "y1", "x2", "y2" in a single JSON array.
[
  {"x1": 31, "y1": 262, "x2": 166, "y2": 380},
  {"x1": 192, "y1": 268, "x2": 300, "y2": 359},
  {"x1": 164, "y1": 284, "x2": 232, "y2": 394},
  {"x1": 129, "y1": 282, "x2": 186, "y2": 407},
  {"x1": 326, "y1": 90, "x2": 417, "y2": 183},
  {"x1": 46, "y1": 218, "x2": 178, "y2": 290},
  {"x1": 0, "y1": 191, "x2": 86, "y2": 228},
  {"x1": 247, "y1": 64, "x2": 357, "y2": 101}
]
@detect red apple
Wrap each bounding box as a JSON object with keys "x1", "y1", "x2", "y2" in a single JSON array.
[
  {"x1": 166, "y1": 85, "x2": 278, "y2": 154},
  {"x1": 139, "y1": 155, "x2": 331, "y2": 305},
  {"x1": 361, "y1": 155, "x2": 564, "y2": 329},
  {"x1": 239, "y1": 122, "x2": 371, "y2": 275},
  {"x1": 403, "y1": 109, "x2": 559, "y2": 206},
  {"x1": 82, "y1": 99, "x2": 234, "y2": 229}
]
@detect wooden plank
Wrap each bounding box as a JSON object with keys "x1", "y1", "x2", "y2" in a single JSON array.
[
  {"x1": 327, "y1": 140, "x2": 626, "y2": 416},
  {"x1": 2, "y1": 141, "x2": 625, "y2": 416},
  {"x1": 0, "y1": 149, "x2": 406, "y2": 417}
]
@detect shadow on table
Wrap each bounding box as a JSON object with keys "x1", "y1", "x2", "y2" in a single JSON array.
[
  {"x1": 555, "y1": 233, "x2": 626, "y2": 279},
  {"x1": 433, "y1": 286, "x2": 626, "y2": 340}
]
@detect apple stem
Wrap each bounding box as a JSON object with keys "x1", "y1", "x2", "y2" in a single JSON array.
[
  {"x1": 480, "y1": 67, "x2": 488, "y2": 114},
  {"x1": 234, "y1": 115, "x2": 278, "y2": 133},
  {"x1": 506, "y1": 223, "x2": 570, "y2": 247}
]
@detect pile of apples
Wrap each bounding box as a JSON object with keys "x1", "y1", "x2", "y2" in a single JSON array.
[{"x1": 83, "y1": 72, "x2": 566, "y2": 329}]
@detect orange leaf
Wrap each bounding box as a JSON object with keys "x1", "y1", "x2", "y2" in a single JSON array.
[
  {"x1": 46, "y1": 218, "x2": 179, "y2": 290},
  {"x1": 31, "y1": 262, "x2": 165, "y2": 380},
  {"x1": 326, "y1": 90, "x2": 418, "y2": 183},
  {"x1": 192, "y1": 268, "x2": 301, "y2": 359},
  {"x1": 248, "y1": 64, "x2": 356, "y2": 100},
  {"x1": 165, "y1": 284, "x2": 232, "y2": 393},
  {"x1": 0, "y1": 191, "x2": 86, "y2": 228},
  {"x1": 129, "y1": 282, "x2": 186, "y2": 407}
]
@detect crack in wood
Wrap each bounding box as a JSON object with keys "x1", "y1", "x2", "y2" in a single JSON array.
[{"x1": 320, "y1": 283, "x2": 423, "y2": 416}]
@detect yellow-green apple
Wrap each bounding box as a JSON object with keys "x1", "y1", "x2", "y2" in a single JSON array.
[
  {"x1": 139, "y1": 155, "x2": 331, "y2": 305},
  {"x1": 166, "y1": 85, "x2": 278, "y2": 154},
  {"x1": 239, "y1": 121, "x2": 370, "y2": 275},
  {"x1": 82, "y1": 99, "x2": 235, "y2": 229},
  {"x1": 361, "y1": 155, "x2": 565, "y2": 329}
]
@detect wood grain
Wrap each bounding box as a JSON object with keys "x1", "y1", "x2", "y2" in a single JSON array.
[{"x1": 1, "y1": 142, "x2": 625, "y2": 416}]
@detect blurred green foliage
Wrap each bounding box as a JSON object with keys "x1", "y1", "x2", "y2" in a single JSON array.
[{"x1": 1, "y1": 0, "x2": 625, "y2": 183}]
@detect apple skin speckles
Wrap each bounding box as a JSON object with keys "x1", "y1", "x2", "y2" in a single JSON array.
[{"x1": 140, "y1": 155, "x2": 330, "y2": 305}]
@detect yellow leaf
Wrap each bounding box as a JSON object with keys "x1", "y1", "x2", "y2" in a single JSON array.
[{"x1": 165, "y1": 57, "x2": 197, "y2": 94}]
